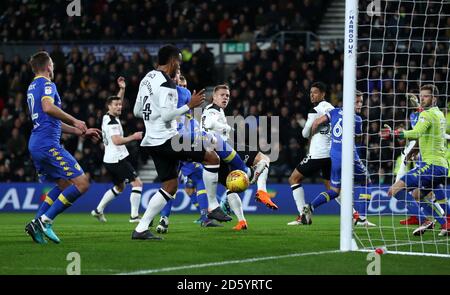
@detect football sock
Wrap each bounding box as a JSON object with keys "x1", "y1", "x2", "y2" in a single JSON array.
[
  {"x1": 160, "y1": 199, "x2": 173, "y2": 218},
  {"x1": 227, "y1": 191, "x2": 245, "y2": 221},
  {"x1": 394, "y1": 189, "x2": 427, "y2": 224},
  {"x1": 35, "y1": 186, "x2": 62, "y2": 219},
  {"x1": 291, "y1": 184, "x2": 305, "y2": 215},
  {"x1": 43, "y1": 185, "x2": 82, "y2": 221},
  {"x1": 130, "y1": 186, "x2": 142, "y2": 218},
  {"x1": 97, "y1": 186, "x2": 120, "y2": 213},
  {"x1": 256, "y1": 164, "x2": 269, "y2": 191},
  {"x1": 310, "y1": 189, "x2": 339, "y2": 211},
  {"x1": 135, "y1": 189, "x2": 171, "y2": 233},
  {"x1": 203, "y1": 164, "x2": 220, "y2": 210}
]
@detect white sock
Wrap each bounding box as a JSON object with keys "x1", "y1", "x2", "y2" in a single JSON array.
[
  {"x1": 130, "y1": 187, "x2": 142, "y2": 218},
  {"x1": 97, "y1": 186, "x2": 120, "y2": 213},
  {"x1": 291, "y1": 184, "x2": 305, "y2": 214},
  {"x1": 203, "y1": 164, "x2": 220, "y2": 210},
  {"x1": 41, "y1": 214, "x2": 53, "y2": 223},
  {"x1": 257, "y1": 166, "x2": 269, "y2": 191},
  {"x1": 227, "y1": 191, "x2": 245, "y2": 221},
  {"x1": 135, "y1": 189, "x2": 171, "y2": 233}
]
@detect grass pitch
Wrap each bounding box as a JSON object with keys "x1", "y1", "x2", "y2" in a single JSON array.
[{"x1": 1, "y1": 213, "x2": 450, "y2": 275}]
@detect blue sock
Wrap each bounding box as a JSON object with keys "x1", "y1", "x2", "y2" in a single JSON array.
[
  {"x1": 44, "y1": 185, "x2": 82, "y2": 220},
  {"x1": 161, "y1": 199, "x2": 173, "y2": 217},
  {"x1": 394, "y1": 189, "x2": 427, "y2": 224},
  {"x1": 189, "y1": 192, "x2": 201, "y2": 213},
  {"x1": 311, "y1": 190, "x2": 339, "y2": 211},
  {"x1": 421, "y1": 199, "x2": 446, "y2": 225},
  {"x1": 354, "y1": 186, "x2": 372, "y2": 217},
  {"x1": 215, "y1": 137, "x2": 248, "y2": 172},
  {"x1": 427, "y1": 188, "x2": 449, "y2": 225},
  {"x1": 197, "y1": 189, "x2": 209, "y2": 222},
  {"x1": 35, "y1": 186, "x2": 62, "y2": 219}
]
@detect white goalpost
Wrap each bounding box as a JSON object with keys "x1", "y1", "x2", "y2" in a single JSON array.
[{"x1": 343, "y1": 0, "x2": 450, "y2": 257}]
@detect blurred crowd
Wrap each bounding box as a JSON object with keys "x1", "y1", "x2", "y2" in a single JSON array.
[
  {"x1": 0, "y1": 0, "x2": 449, "y2": 184},
  {"x1": 0, "y1": 0, "x2": 326, "y2": 42}
]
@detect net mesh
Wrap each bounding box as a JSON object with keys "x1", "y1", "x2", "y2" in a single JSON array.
[{"x1": 353, "y1": 0, "x2": 450, "y2": 256}]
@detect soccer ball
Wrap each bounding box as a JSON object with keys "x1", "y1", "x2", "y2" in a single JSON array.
[{"x1": 226, "y1": 170, "x2": 249, "y2": 193}]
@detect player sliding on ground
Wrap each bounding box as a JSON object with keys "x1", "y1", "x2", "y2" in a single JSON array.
[
  {"x1": 301, "y1": 92, "x2": 375, "y2": 226},
  {"x1": 24, "y1": 51, "x2": 101, "y2": 244},
  {"x1": 381, "y1": 85, "x2": 450, "y2": 236}
]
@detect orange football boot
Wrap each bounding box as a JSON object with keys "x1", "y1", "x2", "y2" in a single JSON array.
[
  {"x1": 233, "y1": 220, "x2": 248, "y2": 231},
  {"x1": 255, "y1": 190, "x2": 278, "y2": 210}
]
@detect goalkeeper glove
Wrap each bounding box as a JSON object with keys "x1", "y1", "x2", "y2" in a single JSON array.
[
  {"x1": 406, "y1": 93, "x2": 423, "y2": 112},
  {"x1": 380, "y1": 124, "x2": 404, "y2": 140}
]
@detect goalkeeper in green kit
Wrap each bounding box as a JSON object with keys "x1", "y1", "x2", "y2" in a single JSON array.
[{"x1": 381, "y1": 85, "x2": 450, "y2": 236}]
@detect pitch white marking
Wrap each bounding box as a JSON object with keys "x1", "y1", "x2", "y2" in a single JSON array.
[{"x1": 116, "y1": 249, "x2": 341, "y2": 275}]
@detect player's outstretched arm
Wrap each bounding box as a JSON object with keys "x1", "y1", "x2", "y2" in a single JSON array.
[
  {"x1": 117, "y1": 76, "x2": 126, "y2": 100},
  {"x1": 111, "y1": 132, "x2": 143, "y2": 145},
  {"x1": 160, "y1": 89, "x2": 206, "y2": 122},
  {"x1": 62, "y1": 123, "x2": 101, "y2": 141},
  {"x1": 311, "y1": 114, "x2": 329, "y2": 135},
  {"x1": 42, "y1": 98, "x2": 87, "y2": 133}
]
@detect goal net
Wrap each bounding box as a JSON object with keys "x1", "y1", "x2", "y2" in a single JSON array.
[{"x1": 346, "y1": 0, "x2": 450, "y2": 257}]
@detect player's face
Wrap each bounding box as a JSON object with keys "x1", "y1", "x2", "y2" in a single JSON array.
[
  {"x1": 213, "y1": 89, "x2": 230, "y2": 109},
  {"x1": 355, "y1": 95, "x2": 363, "y2": 114},
  {"x1": 48, "y1": 59, "x2": 54, "y2": 80},
  {"x1": 179, "y1": 80, "x2": 187, "y2": 88},
  {"x1": 419, "y1": 89, "x2": 434, "y2": 107},
  {"x1": 174, "y1": 69, "x2": 181, "y2": 84},
  {"x1": 310, "y1": 87, "x2": 324, "y2": 104},
  {"x1": 169, "y1": 54, "x2": 182, "y2": 79},
  {"x1": 108, "y1": 99, "x2": 122, "y2": 116}
]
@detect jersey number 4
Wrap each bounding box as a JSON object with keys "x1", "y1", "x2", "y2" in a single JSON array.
[{"x1": 143, "y1": 96, "x2": 152, "y2": 120}]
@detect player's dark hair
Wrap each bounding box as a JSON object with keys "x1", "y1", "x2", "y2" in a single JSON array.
[
  {"x1": 179, "y1": 75, "x2": 186, "y2": 82},
  {"x1": 29, "y1": 51, "x2": 51, "y2": 74},
  {"x1": 107, "y1": 96, "x2": 121, "y2": 105},
  {"x1": 158, "y1": 45, "x2": 181, "y2": 66},
  {"x1": 421, "y1": 84, "x2": 439, "y2": 97},
  {"x1": 311, "y1": 81, "x2": 327, "y2": 94},
  {"x1": 356, "y1": 90, "x2": 363, "y2": 97}
]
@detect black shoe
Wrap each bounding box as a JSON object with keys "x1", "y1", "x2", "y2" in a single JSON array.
[
  {"x1": 207, "y1": 207, "x2": 232, "y2": 222},
  {"x1": 132, "y1": 230, "x2": 162, "y2": 240},
  {"x1": 201, "y1": 219, "x2": 224, "y2": 227}
]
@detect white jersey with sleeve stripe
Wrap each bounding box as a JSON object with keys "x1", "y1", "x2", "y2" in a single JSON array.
[
  {"x1": 135, "y1": 70, "x2": 178, "y2": 146},
  {"x1": 201, "y1": 103, "x2": 232, "y2": 141},
  {"x1": 101, "y1": 114, "x2": 129, "y2": 163},
  {"x1": 305, "y1": 100, "x2": 334, "y2": 159}
]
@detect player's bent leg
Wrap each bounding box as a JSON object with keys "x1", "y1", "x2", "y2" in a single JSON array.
[
  {"x1": 303, "y1": 187, "x2": 340, "y2": 225},
  {"x1": 253, "y1": 153, "x2": 278, "y2": 210},
  {"x1": 92, "y1": 183, "x2": 124, "y2": 223}
]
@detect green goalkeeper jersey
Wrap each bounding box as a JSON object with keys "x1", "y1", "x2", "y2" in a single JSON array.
[{"x1": 403, "y1": 106, "x2": 448, "y2": 169}]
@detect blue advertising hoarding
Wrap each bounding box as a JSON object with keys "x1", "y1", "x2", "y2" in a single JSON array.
[{"x1": 2, "y1": 183, "x2": 446, "y2": 215}]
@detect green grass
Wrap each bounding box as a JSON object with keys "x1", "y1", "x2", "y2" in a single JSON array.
[{"x1": 1, "y1": 213, "x2": 450, "y2": 275}]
